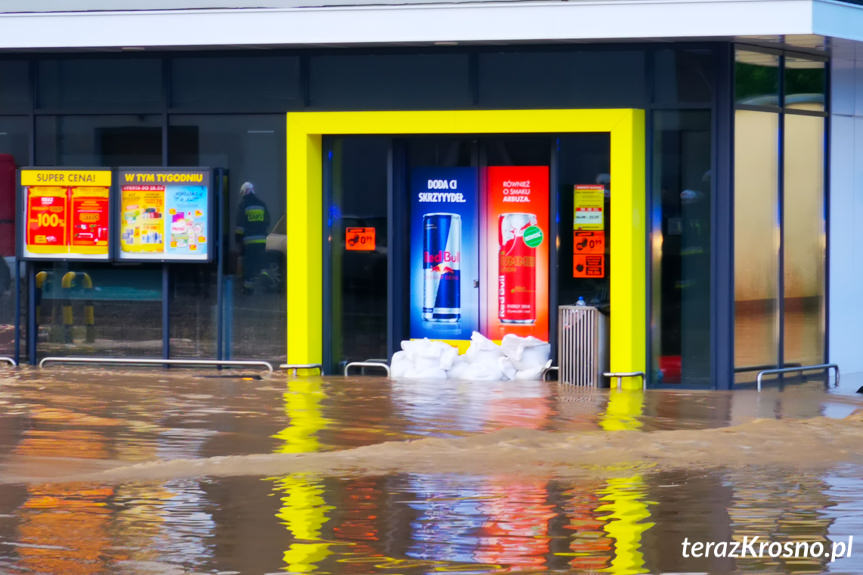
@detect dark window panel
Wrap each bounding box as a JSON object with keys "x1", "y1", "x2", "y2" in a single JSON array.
[
  {"x1": 478, "y1": 50, "x2": 647, "y2": 108},
  {"x1": 35, "y1": 115, "x2": 162, "y2": 167},
  {"x1": 0, "y1": 61, "x2": 31, "y2": 113},
  {"x1": 37, "y1": 58, "x2": 162, "y2": 112},
  {"x1": 171, "y1": 55, "x2": 302, "y2": 111},
  {"x1": 310, "y1": 53, "x2": 471, "y2": 109},
  {"x1": 653, "y1": 49, "x2": 715, "y2": 105}
]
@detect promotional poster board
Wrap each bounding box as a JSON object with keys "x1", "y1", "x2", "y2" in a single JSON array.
[
  {"x1": 20, "y1": 168, "x2": 112, "y2": 261},
  {"x1": 117, "y1": 168, "x2": 211, "y2": 262},
  {"x1": 409, "y1": 167, "x2": 479, "y2": 340},
  {"x1": 484, "y1": 166, "x2": 549, "y2": 341},
  {"x1": 573, "y1": 184, "x2": 606, "y2": 278}
]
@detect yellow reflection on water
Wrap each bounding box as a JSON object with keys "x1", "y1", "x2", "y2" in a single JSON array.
[
  {"x1": 271, "y1": 379, "x2": 334, "y2": 573},
  {"x1": 600, "y1": 388, "x2": 645, "y2": 432},
  {"x1": 597, "y1": 388, "x2": 653, "y2": 574}
]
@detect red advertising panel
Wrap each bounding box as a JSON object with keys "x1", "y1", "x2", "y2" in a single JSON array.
[
  {"x1": 25, "y1": 187, "x2": 67, "y2": 253},
  {"x1": 20, "y1": 168, "x2": 112, "y2": 260},
  {"x1": 70, "y1": 187, "x2": 110, "y2": 250},
  {"x1": 484, "y1": 166, "x2": 549, "y2": 340}
]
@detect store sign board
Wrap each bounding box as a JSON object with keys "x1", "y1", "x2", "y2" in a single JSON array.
[
  {"x1": 484, "y1": 166, "x2": 549, "y2": 341},
  {"x1": 19, "y1": 168, "x2": 112, "y2": 260},
  {"x1": 409, "y1": 167, "x2": 479, "y2": 340},
  {"x1": 117, "y1": 168, "x2": 211, "y2": 262}
]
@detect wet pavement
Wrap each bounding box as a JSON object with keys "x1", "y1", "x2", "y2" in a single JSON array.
[{"x1": 0, "y1": 366, "x2": 861, "y2": 574}]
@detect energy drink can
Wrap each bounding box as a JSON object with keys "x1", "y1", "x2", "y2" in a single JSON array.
[
  {"x1": 423, "y1": 213, "x2": 461, "y2": 323},
  {"x1": 499, "y1": 212, "x2": 537, "y2": 324}
]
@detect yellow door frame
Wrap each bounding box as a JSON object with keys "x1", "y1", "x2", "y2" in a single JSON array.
[{"x1": 286, "y1": 109, "x2": 646, "y2": 385}]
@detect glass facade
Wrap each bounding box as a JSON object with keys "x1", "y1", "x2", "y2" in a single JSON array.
[
  {"x1": 652, "y1": 111, "x2": 712, "y2": 386},
  {"x1": 0, "y1": 42, "x2": 829, "y2": 388},
  {"x1": 168, "y1": 115, "x2": 287, "y2": 360},
  {"x1": 733, "y1": 48, "x2": 827, "y2": 385},
  {"x1": 783, "y1": 113, "x2": 825, "y2": 367},
  {"x1": 734, "y1": 109, "x2": 780, "y2": 373}
]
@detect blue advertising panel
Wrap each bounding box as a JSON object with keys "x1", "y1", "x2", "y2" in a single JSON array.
[{"x1": 410, "y1": 167, "x2": 478, "y2": 339}]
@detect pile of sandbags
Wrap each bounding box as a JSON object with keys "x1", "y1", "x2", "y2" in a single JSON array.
[{"x1": 390, "y1": 331, "x2": 550, "y2": 381}]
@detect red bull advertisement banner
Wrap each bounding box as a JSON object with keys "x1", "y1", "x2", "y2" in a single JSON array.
[
  {"x1": 484, "y1": 166, "x2": 549, "y2": 341},
  {"x1": 410, "y1": 168, "x2": 479, "y2": 340},
  {"x1": 19, "y1": 168, "x2": 112, "y2": 261}
]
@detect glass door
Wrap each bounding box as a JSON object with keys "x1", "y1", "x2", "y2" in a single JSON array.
[{"x1": 324, "y1": 136, "x2": 390, "y2": 373}]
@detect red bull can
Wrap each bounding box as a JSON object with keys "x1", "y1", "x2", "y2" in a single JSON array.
[
  {"x1": 499, "y1": 212, "x2": 537, "y2": 324},
  {"x1": 423, "y1": 213, "x2": 461, "y2": 323}
]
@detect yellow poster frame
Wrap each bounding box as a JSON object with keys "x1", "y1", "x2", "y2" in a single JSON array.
[{"x1": 286, "y1": 109, "x2": 646, "y2": 386}]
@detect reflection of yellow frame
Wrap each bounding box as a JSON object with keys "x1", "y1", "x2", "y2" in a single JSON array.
[{"x1": 286, "y1": 109, "x2": 646, "y2": 386}]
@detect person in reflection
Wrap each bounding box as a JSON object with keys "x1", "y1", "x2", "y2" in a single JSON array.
[{"x1": 235, "y1": 181, "x2": 272, "y2": 294}]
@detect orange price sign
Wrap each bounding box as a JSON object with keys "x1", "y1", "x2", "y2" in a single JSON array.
[
  {"x1": 573, "y1": 231, "x2": 605, "y2": 278},
  {"x1": 573, "y1": 254, "x2": 605, "y2": 278},
  {"x1": 345, "y1": 227, "x2": 376, "y2": 251},
  {"x1": 573, "y1": 230, "x2": 604, "y2": 254}
]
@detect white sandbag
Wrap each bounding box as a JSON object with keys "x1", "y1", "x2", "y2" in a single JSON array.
[
  {"x1": 500, "y1": 333, "x2": 551, "y2": 371},
  {"x1": 392, "y1": 339, "x2": 458, "y2": 378},
  {"x1": 464, "y1": 331, "x2": 504, "y2": 361},
  {"x1": 446, "y1": 355, "x2": 471, "y2": 380},
  {"x1": 499, "y1": 356, "x2": 517, "y2": 381},
  {"x1": 390, "y1": 350, "x2": 413, "y2": 378},
  {"x1": 514, "y1": 365, "x2": 546, "y2": 380},
  {"x1": 408, "y1": 366, "x2": 449, "y2": 379},
  {"x1": 445, "y1": 351, "x2": 505, "y2": 381}
]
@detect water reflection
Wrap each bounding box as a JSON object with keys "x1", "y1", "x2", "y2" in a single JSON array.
[
  {"x1": 0, "y1": 369, "x2": 860, "y2": 573},
  {"x1": 271, "y1": 379, "x2": 334, "y2": 573}
]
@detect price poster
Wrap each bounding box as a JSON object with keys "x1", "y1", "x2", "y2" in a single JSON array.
[
  {"x1": 573, "y1": 230, "x2": 606, "y2": 278},
  {"x1": 573, "y1": 184, "x2": 606, "y2": 278},
  {"x1": 118, "y1": 168, "x2": 211, "y2": 262},
  {"x1": 345, "y1": 227, "x2": 376, "y2": 251},
  {"x1": 120, "y1": 186, "x2": 165, "y2": 254},
  {"x1": 573, "y1": 184, "x2": 605, "y2": 231},
  {"x1": 20, "y1": 168, "x2": 112, "y2": 260}
]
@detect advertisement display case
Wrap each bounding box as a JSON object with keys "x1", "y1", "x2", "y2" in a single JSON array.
[
  {"x1": 19, "y1": 168, "x2": 112, "y2": 261},
  {"x1": 116, "y1": 168, "x2": 212, "y2": 263}
]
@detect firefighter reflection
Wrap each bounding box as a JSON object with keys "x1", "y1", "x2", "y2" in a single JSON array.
[{"x1": 234, "y1": 181, "x2": 272, "y2": 294}]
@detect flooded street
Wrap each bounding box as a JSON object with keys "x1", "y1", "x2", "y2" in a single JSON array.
[{"x1": 0, "y1": 367, "x2": 862, "y2": 574}]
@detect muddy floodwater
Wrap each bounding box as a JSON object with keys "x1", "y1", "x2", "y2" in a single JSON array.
[{"x1": 0, "y1": 367, "x2": 862, "y2": 574}]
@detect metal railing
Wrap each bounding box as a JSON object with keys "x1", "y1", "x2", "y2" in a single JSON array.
[
  {"x1": 756, "y1": 363, "x2": 839, "y2": 392},
  {"x1": 0, "y1": 356, "x2": 16, "y2": 367},
  {"x1": 541, "y1": 363, "x2": 558, "y2": 381},
  {"x1": 279, "y1": 363, "x2": 324, "y2": 376},
  {"x1": 38, "y1": 356, "x2": 274, "y2": 374},
  {"x1": 603, "y1": 371, "x2": 646, "y2": 390},
  {"x1": 344, "y1": 361, "x2": 390, "y2": 377}
]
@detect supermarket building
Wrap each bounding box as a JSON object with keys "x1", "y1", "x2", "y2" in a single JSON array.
[{"x1": 0, "y1": 0, "x2": 862, "y2": 389}]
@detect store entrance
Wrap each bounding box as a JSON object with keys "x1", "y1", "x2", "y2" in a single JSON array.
[
  {"x1": 287, "y1": 109, "x2": 645, "y2": 382},
  {"x1": 323, "y1": 133, "x2": 612, "y2": 374}
]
